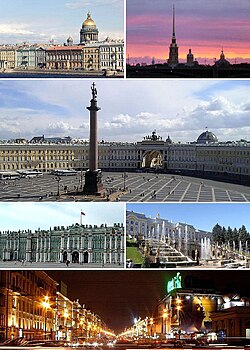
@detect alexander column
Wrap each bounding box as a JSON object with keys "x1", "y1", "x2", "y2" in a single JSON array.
[{"x1": 83, "y1": 83, "x2": 103, "y2": 195}]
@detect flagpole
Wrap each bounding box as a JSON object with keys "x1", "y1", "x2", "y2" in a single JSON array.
[{"x1": 80, "y1": 210, "x2": 85, "y2": 225}]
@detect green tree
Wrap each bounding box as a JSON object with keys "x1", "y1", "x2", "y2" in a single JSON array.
[
  {"x1": 212, "y1": 224, "x2": 222, "y2": 244},
  {"x1": 238, "y1": 225, "x2": 249, "y2": 245},
  {"x1": 221, "y1": 226, "x2": 227, "y2": 244},
  {"x1": 226, "y1": 226, "x2": 233, "y2": 244}
]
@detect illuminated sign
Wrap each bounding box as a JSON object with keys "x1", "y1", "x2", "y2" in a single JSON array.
[{"x1": 167, "y1": 272, "x2": 182, "y2": 293}]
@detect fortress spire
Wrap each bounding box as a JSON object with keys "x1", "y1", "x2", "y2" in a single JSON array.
[
  {"x1": 168, "y1": 4, "x2": 179, "y2": 67},
  {"x1": 172, "y1": 4, "x2": 176, "y2": 38}
]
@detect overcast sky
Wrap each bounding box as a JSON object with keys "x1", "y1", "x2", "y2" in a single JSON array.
[
  {"x1": 0, "y1": 202, "x2": 124, "y2": 231},
  {"x1": 127, "y1": 0, "x2": 250, "y2": 64},
  {"x1": 0, "y1": 80, "x2": 250, "y2": 143},
  {"x1": 127, "y1": 203, "x2": 250, "y2": 232},
  {"x1": 0, "y1": 0, "x2": 124, "y2": 44}
]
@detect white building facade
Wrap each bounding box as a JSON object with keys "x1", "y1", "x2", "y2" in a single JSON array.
[{"x1": 0, "y1": 131, "x2": 249, "y2": 183}]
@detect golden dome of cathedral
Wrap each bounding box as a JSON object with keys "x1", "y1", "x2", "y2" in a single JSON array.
[{"x1": 82, "y1": 12, "x2": 96, "y2": 27}]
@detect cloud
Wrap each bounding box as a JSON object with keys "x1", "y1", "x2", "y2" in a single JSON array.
[
  {"x1": 0, "y1": 23, "x2": 35, "y2": 35},
  {"x1": 0, "y1": 80, "x2": 250, "y2": 143},
  {"x1": 0, "y1": 22, "x2": 70, "y2": 44},
  {"x1": 65, "y1": 0, "x2": 122, "y2": 9},
  {"x1": 38, "y1": 121, "x2": 86, "y2": 136},
  {"x1": 101, "y1": 93, "x2": 250, "y2": 142},
  {"x1": 99, "y1": 31, "x2": 124, "y2": 41},
  {"x1": 127, "y1": 0, "x2": 250, "y2": 60},
  {"x1": 0, "y1": 203, "x2": 124, "y2": 231}
]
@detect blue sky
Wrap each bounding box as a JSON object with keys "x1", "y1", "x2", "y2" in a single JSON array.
[
  {"x1": 0, "y1": 0, "x2": 124, "y2": 44},
  {"x1": 0, "y1": 203, "x2": 125, "y2": 231},
  {"x1": 0, "y1": 80, "x2": 250, "y2": 142},
  {"x1": 127, "y1": 203, "x2": 250, "y2": 232}
]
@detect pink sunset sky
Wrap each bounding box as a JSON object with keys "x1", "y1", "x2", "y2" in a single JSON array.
[{"x1": 126, "y1": 0, "x2": 250, "y2": 65}]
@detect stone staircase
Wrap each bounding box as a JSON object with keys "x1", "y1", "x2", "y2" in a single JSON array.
[{"x1": 145, "y1": 239, "x2": 196, "y2": 267}]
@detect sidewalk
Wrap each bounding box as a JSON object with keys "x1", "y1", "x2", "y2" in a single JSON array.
[{"x1": 0, "y1": 261, "x2": 125, "y2": 269}]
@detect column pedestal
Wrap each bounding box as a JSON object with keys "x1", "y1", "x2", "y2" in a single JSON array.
[{"x1": 83, "y1": 169, "x2": 103, "y2": 195}]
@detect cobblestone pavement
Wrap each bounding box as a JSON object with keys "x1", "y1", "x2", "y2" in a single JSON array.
[
  {"x1": 0, "y1": 172, "x2": 249, "y2": 202},
  {"x1": 0, "y1": 261, "x2": 125, "y2": 269}
]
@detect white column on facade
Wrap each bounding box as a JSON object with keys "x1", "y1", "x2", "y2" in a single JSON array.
[
  {"x1": 6, "y1": 235, "x2": 10, "y2": 251},
  {"x1": 5, "y1": 235, "x2": 10, "y2": 260},
  {"x1": 120, "y1": 234, "x2": 124, "y2": 264},
  {"x1": 67, "y1": 235, "x2": 70, "y2": 250},
  {"x1": 36, "y1": 236, "x2": 40, "y2": 262},
  {"x1": 39, "y1": 236, "x2": 43, "y2": 262},
  {"x1": 26, "y1": 236, "x2": 32, "y2": 261},
  {"x1": 120, "y1": 231, "x2": 124, "y2": 251},
  {"x1": 16, "y1": 234, "x2": 20, "y2": 260},
  {"x1": 48, "y1": 235, "x2": 51, "y2": 261},
  {"x1": 114, "y1": 233, "x2": 118, "y2": 264},
  {"x1": 43, "y1": 234, "x2": 47, "y2": 262},
  {"x1": 80, "y1": 237, "x2": 83, "y2": 263},
  {"x1": 80, "y1": 234, "x2": 84, "y2": 250},
  {"x1": 13, "y1": 236, "x2": 16, "y2": 251},
  {"x1": 109, "y1": 233, "x2": 112, "y2": 264},
  {"x1": 60, "y1": 234, "x2": 64, "y2": 250},
  {"x1": 88, "y1": 233, "x2": 92, "y2": 263},
  {"x1": 103, "y1": 234, "x2": 107, "y2": 264}
]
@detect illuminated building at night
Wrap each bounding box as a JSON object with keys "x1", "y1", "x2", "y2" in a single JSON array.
[
  {"x1": 121, "y1": 273, "x2": 250, "y2": 340},
  {"x1": 211, "y1": 305, "x2": 250, "y2": 338},
  {"x1": 155, "y1": 273, "x2": 250, "y2": 337},
  {"x1": 0, "y1": 271, "x2": 114, "y2": 342}
]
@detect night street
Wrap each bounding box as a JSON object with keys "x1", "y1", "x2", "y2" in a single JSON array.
[{"x1": 1, "y1": 271, "x2": 250, "y2": 349}]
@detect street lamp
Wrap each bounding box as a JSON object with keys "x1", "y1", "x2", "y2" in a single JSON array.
[
  {"x1": 41, "y1": 296, "x2": 50, "y2": 340},
  {"x1": 79, "y1": 318, "x2": 84, "y2": 337},
  {"x1": 176, "y1": 297, "x2": 182, "y2": 335},
  {"x1": 64, "y1": 308, "x2": 69, "y2": 341},
  {"x1": 122, "y1": 172, "x2": 128, "y2": 191},
  {"x1": 55, "y1": 176, "x2": 61, "y2": 197},
  {"x1": 149, "y1": 317, "x2": 154, "y2": 338},
  {"x1": 87, "y1": 321, "x2": 92, "y2": 340},
  {"x1": 162, "y1": 308, "x2": 168, "y2": 336}
]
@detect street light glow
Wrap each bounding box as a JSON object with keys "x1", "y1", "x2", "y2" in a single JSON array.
[{"x1": 41, "y1": 296, "x2": 50, "y2": 309}]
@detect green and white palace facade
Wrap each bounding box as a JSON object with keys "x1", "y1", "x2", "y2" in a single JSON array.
[{"x1": 0, "y1": 223, "x2": 124, "y2": 265}]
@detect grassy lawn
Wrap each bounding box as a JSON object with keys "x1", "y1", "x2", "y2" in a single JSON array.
[{"x1": 126, "y1": 247, "x2": 145, "y2": 264}]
